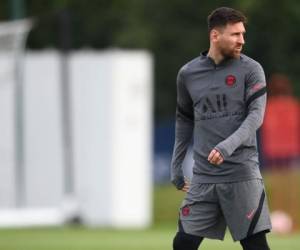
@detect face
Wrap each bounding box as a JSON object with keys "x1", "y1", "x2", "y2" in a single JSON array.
[{"x1": 213, "y1": 22, "x2": 246, "y2": 59}]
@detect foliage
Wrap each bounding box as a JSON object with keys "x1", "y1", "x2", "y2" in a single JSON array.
[{"x1": 2, "y1": 0, "x2": 300, "y2": 119}]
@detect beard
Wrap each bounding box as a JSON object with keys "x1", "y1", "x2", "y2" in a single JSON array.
[{"x1": 219, "y1": 45, "x2": 242, "y2": 59}]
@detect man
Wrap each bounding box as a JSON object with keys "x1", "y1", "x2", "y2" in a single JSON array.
[{"x1": 171, "y1": 7, "x2": 272, "y2": 250}]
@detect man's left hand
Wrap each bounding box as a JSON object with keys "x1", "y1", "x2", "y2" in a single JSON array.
[{"x1": 208, "y1": 148, "x2": 224, "y2": 165}]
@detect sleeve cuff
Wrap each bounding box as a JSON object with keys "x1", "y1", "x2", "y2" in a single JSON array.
[
  {"x1": 171, "y1": 176, "x2": 185, "y2": 190},
  {"x1": 214, "y1": 145, "x2": 230, "y2": 160}
]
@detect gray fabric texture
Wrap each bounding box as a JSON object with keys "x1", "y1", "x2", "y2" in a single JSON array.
[
  {"x1": 171, "y1": 52, "x2": 267, "y2": 187},
  {"x1": 178, "y1": 179, "x2": 272, "y2": 241}
]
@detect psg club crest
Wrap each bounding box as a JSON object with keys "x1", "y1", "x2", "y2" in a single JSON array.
[
  {"x1": 225, "y1": 75, "x2": 236, "y2": 87},
  {"x1": 182, "y1": 206, "x2": 190, "y2": 216}
]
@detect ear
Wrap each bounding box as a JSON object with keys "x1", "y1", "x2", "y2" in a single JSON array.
[{"x1": 210, "y1": 29, "x2": 220, "y2": 42}]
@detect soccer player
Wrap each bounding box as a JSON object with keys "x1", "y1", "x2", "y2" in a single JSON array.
[{"x1": 171, "y1": 7, "x2": 272, "y2": 250}]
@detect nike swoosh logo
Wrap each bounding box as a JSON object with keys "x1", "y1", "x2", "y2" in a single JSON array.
[{"x1": 246, "y1": 209, "x2": 256, "y2": 220}]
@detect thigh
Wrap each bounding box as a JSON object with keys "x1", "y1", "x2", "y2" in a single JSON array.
[
  {"x1": 178, "y1": 183, "x2": 226, "y2": 240},
  {"x1": 217, "y1": 179, "x2": 272, "y2": 241}
]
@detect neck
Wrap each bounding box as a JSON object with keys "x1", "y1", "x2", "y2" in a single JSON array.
[{"x1": 207, "y1": 47, "x2": 224, "y2": 65}]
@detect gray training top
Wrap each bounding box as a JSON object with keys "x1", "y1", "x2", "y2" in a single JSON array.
[{"x1": 171, "y1": 51, "x2": 267, "y2": 189}]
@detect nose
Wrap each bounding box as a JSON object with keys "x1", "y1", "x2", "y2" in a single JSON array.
[{"x1": 239, "y1": 34, "x2": 245, "y2": 45}]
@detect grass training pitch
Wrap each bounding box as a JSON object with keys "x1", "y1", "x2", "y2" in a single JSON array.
[
  {"x1": 0, "y1": 225, "x2": 299, "y2": 250},
  {"x1": 0, "y1": 185, "x2": 298, "y2": 250}
]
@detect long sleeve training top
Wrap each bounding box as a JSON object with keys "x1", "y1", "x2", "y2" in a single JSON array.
[{"x1": 171, "y1": 52, "x2": 267, "y2": 189}]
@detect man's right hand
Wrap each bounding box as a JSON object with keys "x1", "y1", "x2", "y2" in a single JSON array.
[{"x1": 181, "y1": 177, "x2": 190, "y2": 192}]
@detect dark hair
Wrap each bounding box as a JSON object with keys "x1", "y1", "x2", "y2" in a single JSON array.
[{"x1": 207, "y1": 7, "x2": 247, "y2": 32}]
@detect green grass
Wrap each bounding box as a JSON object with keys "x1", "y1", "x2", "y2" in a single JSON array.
[
  {"x1": 0, "y1": 225, "x2": 299, "y2": 250},
  {"x1": 0, "y1": 185, "x2": 298, "y2": 250}
]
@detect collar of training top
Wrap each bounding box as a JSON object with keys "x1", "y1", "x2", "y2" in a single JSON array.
[{"x1": 199, "y1": 50, "x2": 242, "y2": 67}]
